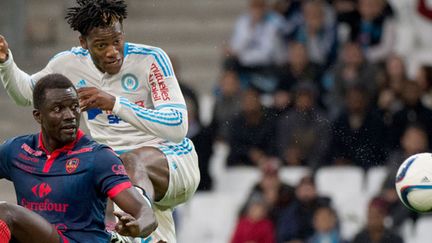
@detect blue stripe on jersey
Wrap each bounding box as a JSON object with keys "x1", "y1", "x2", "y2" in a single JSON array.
[
  {"x1": 120, "y1": 98, "x2": 183, "y2": 126},
  {"x1": 126, "y1": 45, "x2": 173, "y2": 77},
  {"x1": 70, "y1": 47, "x2": 89, "y2": 56},
  {"x1": 50, "y1": 48, "x2": 89, "y2": 61},
  {"x1": 155, "y1": 104, "x2": 187, "y2": 110},
  {"x1": 120, "y1": 98, "x2": 181, "y2": 120},
  {"x1": 159, "y1": 138, "x2": 193, "y2": 155}
]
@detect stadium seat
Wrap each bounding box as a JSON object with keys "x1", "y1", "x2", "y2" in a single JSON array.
[
  {"x1": 214, "y1": 166, "x2": 261, "y2": 203},
  {"x1": 176, "y1": 191, "x2": 241, "y2": 243},
  {"x1": 315, "y1": 166, "x2": 367, "y2": 241},
  {"x1": 414, "y1": 215, "x2": 432, "y2": 243},
  {"x1": 400, "y1": 219, "x2": 416, "y2": 243},
  {"x1": 279, "y1": 166, "x2": 311, "y2": 186},
  {"x1": 0, "y1": 179, "x2": 16, "y2": 203},
  {"x1": 365, "y1": 166, "x2": 388, "y2": 199}
]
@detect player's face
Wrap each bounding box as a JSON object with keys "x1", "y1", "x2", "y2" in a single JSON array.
[
  {"x1": 80, "y1": 22, "x2": 125, "y2": 75},
  {"x1": 34, "y1": 88, "x2": 81, "y2": 149}
]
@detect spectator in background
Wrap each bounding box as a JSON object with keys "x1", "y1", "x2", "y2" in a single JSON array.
[
  {"x1": 377, "y1": 55, "x2": 407, "y2": 125},
  {"x1": 211, "y1": 70, "x2": 242, "y2": 141},
  {"x1": 384, "y1": 123, "x2": 429, "y2": 197},
  {"x1": 227, "y1": 88, "x2": 276, "y2": 166},
  {"x1": 324, "y1": 42, "x2": 379, "y2": 118},
  {"x1": 292, "y1": 0, "x2": 338, "y2": 66},
  {"x1": 230, "y1": 194, "x2": 276, "y2": 243},
  {"x1": 351, "y1": 197, "x2": 404, "y2": 243},
  {"x1": 243, "y1": 157, "x2": 295, "y2": 224},
  {"x1": 226, "y1": 0, "x2": 282, "y2": 72},
  {"x1": 276, "y1": 41, "x2": 324, "y2": 97},
  {"x1": 388, "y1": 81, "x2": 432, "y2": 149},
  {"x1": 273, "y1": 0, "x2": 303, "y2": 40},
  {"x1": 307, "y1": 205, "x2": 346, "y2": 243},
  {"x1": 414, "y1": 64, "x2": 432, "y2": 109},
  {"x1": 329, "y1": 84, "x2": 387, "y2": 170},
  {"x1": 184, "y1": 93, "x2": 214, "y2": 191},
  {"x1": 276, "y1": 175, "x2": 331, "y2": 243},
  {"x1": 350, "y1": 0, "x2": 395, "y2": 63},
  {"x1": 276, "y1": 82, "x2": 331, "y2": 169}
]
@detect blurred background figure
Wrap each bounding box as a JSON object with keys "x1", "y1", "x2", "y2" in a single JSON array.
[
  {"x1": 351, "y1": 197, "x2": 404, "y2": 243},
  {"x1": 243, "y1": 157, "x2": 295, "y2": 224},
  {"x1": 306, "y1": 205, "x2": 346, "y2": 243},
  {"x1": 276, "y1": 82, "x2": 331, "y2": 169},
  {"x1": 230, "y1": 194, "x2": 276, "y2": 243},
  {"x1": 329, "y1": 84, "x2": 387, "y2": 170},
  {"x1": 226, "y1": 88, "x2": 277, "y2": 166},
  {"x1": 349, "y1": 0, "x2": 396, "y2": 63},
  {"x1": 276, "y1": 175, "x2": 331, "y2": 243}
]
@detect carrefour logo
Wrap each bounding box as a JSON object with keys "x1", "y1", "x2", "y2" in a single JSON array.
[{"x1": 121, "y1": 73, "x2": 139, "y2": 92}]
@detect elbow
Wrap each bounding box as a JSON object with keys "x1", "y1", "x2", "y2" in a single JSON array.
[{"x1": 168, "y1": 123, "x2": 188, "y2": 143}]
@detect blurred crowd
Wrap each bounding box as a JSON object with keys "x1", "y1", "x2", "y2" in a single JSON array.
[{"x1": 178, "y1": 0, "x2": 432, "y2": 242}]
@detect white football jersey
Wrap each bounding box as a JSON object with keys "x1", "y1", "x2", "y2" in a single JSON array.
[{"x1": 0, "y1": 43, "x2": 189, "y2": 151}]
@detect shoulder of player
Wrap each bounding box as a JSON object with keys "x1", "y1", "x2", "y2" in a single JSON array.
[
  {"x1": 1, "y1": 134, "x2": 36, "y2": 150},
  {"x1": 49, "y1": 46, "x2": 90, "y2": 63},
  {"x1": 125, "y1": 42, "x2": 169, "y2": 58}
]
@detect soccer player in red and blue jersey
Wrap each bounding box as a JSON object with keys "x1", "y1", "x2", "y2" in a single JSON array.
[{"x1": 0, "y1": 73, "x2": 157, "y2": 242}]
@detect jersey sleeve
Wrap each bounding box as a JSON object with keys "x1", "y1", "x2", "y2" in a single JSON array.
[
  {"x1": 93, "y1": 146, "x2": 132, "y2": 199},
  {"x1": 0, "y1": 49, "x2": 57, "y2": 106},
  {"x1": 112, "y1": 48, "x2": 188, "y2": 143},
  {"x1": 0, "y1": 139, "x2": 13, "y2": 180}
]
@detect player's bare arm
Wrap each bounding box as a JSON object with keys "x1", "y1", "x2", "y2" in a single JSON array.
[
  {"x1": 112, "y1": 187, "x2": 157, "y2": 237},
  {"x1": 0, "y1": 35, "x2": 9, "y2": 63}
]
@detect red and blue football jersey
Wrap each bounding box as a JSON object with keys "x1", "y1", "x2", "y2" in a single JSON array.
[{"x1": 0, "y1": 130, "x2": 132, "y2": 242}]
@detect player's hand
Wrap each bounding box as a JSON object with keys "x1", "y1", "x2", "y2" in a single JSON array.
[
  {"x1": 77, "y1": 87, "x2": 116, "y2": 111},
  {"x1": 113, "y1": 211, "x2": 157, "y2": 237},
  {"x1": 0, "y1": 35, "x2": 9, "y2": 63}
]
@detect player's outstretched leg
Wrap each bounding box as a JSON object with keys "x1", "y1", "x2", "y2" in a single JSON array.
[
  {"x1": 120, "y1": 147, "x2": 170, "y2": 202},
  {"x1": 0, "y1": 202, "x2": 60, "y2": 243}
]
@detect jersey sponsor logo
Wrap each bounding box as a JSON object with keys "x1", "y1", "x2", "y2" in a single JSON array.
[
  {"x1": 67, "y1": 147, "x2": 93, "y2": 155},
  {"x1": 21, "y1": 143, "x2": 43, "y2": 156},
  {"x1": 112, "y1": 164, "x2": 127, "y2": 175},
  {"x1": 14, "y1": 161, "x2": 36, "y2": 173},
  {"x1": 32, "y1": 182, "x2": 52, "y2": 198},
  {"x1": 18, "y1": 153, "x2": 39, "y2": 163},
  {"x1": 65, "y1": 158, "x2": 80, "y2": 174},
  {"x1": 87, "y1": 108, "x2": 103, "y2": 120},
  {"x1": 121, "y1": 73, "x2": 139, "y2": 92},
  {"x1": 21, "y1": 198, "x2": 69, "y2": 213},
  {"x1": 150, "y1": 63, "x2": 170, "y2": 101}
]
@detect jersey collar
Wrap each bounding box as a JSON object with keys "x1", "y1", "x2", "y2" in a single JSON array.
[{"x1": 37, "y1": 129, "x2": 85, "y2": 155}]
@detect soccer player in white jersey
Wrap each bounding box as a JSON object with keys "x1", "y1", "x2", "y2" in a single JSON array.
[{"x1": 0, "y1": 0, "x2": 200, "y2": 242}]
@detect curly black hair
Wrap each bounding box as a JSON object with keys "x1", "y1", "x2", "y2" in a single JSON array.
[{"x1": 65, "y1": 0, "x2": 128, "y2": 36}]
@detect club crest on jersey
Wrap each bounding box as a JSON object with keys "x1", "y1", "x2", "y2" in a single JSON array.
[
  {"x1": 65, "y1": 158, "x2": 80, "y2": 174},
  {"x1": 121, "y1": 73, "x2": 139, "y2": 92}
]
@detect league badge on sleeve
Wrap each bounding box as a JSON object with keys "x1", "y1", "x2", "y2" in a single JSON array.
[{"x1": 65, "y1": 158, "x2": 80, "y2": 174}]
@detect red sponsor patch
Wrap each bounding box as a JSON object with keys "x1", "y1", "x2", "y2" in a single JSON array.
[
  {"x1": 149, "y1": 63, "x2": 170, "y2": 101},
  {"x1": 65, "y1": 158, "x2": 80, "y2": 174},
  {"x1": 112, "y1": 164, "x2": 127, "y2": 175},
  {"x1": 32, "y1": 182, "x2": 52, "y2": 198}
]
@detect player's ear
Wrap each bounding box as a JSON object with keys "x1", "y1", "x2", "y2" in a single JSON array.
[
  {"x1": 79, "y1": 36, "x2": 88, "y2": 50},
  {"x1": 33, "y1": 109, "x2": 42, "y2": 125}
]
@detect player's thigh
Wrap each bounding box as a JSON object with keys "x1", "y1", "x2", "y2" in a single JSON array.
[
  {"x1": 120, "y1": 147, "x2": 170, "y2": 197},
  {"x1": 0, "y1": 203, "x2": 60, "y2": 243}
]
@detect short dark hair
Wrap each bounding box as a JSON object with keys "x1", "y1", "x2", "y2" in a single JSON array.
[
  {"x1": 65, "y1": 0, "x2": 128, "y2": 36},
  {"x1": 33, "y1": 74, "x2": 76, "y2": 109}
]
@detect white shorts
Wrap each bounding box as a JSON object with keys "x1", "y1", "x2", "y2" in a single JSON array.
[
  {"x1": 155, "y1": 138, "x2": 200, "y2": 209},
  {"x1": 114, "y1": 138, "x2": 200, "y2": 243}
]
